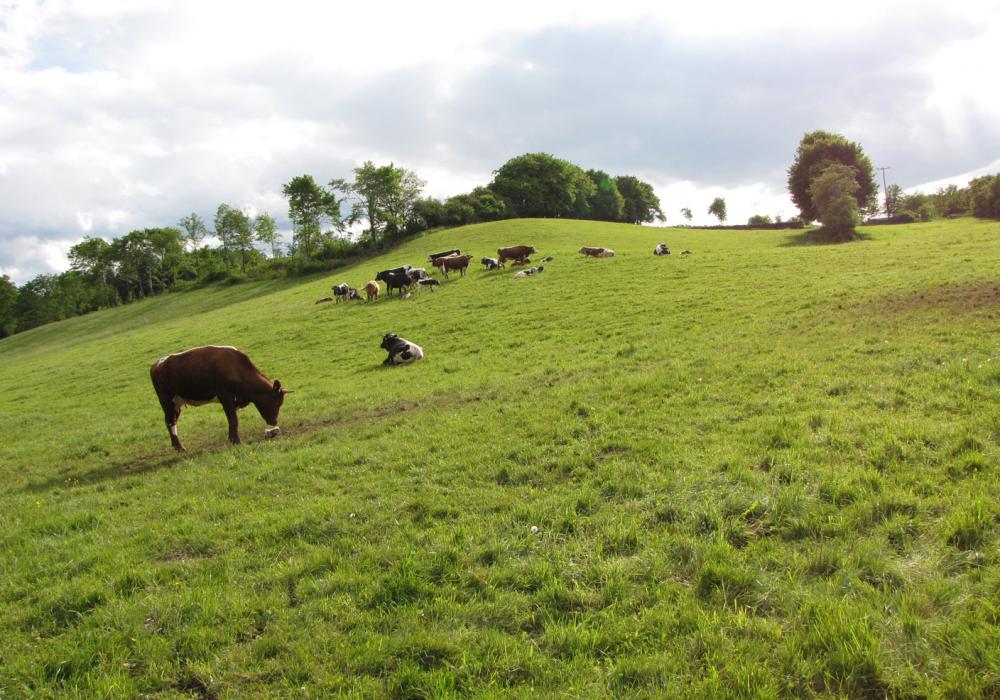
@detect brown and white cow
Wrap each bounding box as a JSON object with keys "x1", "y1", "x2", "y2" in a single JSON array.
[
  {"x1": 497, "y1": 245, "x2": 536, "y2": 265},
  {"x1": 427, "y1": 248, "x2": 461, "y2": 263},
  {"x1": 150, "y1": 345, "x2": 288, "y2": 451},
  {"x1": 435, "y1": 254, "x2": 473, "y2": 278},
  {"x1": 579, "y1": 246, "x2": 615, "y2": 257}
]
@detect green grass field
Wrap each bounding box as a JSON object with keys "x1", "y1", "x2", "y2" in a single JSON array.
[{"x1": 1, "y1": 218, "x2": 998, "y2": 698}]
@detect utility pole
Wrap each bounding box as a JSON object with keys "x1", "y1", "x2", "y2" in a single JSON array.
[{"x1": 876, "y1": 166, "x2": 891, "y2": 217}]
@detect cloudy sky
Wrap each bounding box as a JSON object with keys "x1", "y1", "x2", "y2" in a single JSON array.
[{"x1": 2, "y1": 0, "x2": 999, "y2": 283}]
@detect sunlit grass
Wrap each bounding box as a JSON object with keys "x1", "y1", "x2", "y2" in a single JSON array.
[{"x1": 1, "y1": 217, "x2": 998, "y2": 697}]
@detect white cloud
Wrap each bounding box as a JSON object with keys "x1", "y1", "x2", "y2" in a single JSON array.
[
  {"x1": 0, "y1": 0, "x2": 998, "y2": 283},
  {"x1": 653, "y1": 179, "x2": 795, "y2": 226},
  {"x1": 906, "y1": 158, "x2": 1000, "y2": 194},
  {"x1": 0, "y1": 235, "x2": 75, "y2": 280}
]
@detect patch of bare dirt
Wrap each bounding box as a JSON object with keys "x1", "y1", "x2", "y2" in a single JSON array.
[{"x1": 878, "y1": 281, "x2": 1000, "y2": 314}]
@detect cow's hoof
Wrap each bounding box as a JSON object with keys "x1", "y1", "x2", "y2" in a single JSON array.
[{"x1": 264, "y1": 427, "x2": 281, "y2": 439}]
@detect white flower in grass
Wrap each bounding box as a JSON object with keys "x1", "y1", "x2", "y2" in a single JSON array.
[{"x1": 530, "y1": 526, "x2": 539, "y2": 534}]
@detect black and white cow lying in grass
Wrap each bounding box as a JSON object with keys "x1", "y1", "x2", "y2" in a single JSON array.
[
  {"x1": 514, "y1": 266, "x2": 544, "y2": 278},
  {"x1": 654, "y1": 243, "x2": 670, "y2": 255},
  {"x1": 381, "y1": 333, "x2": 424, "y2": 366}
]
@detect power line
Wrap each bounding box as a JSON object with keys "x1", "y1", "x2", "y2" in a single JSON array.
[{"x1": 876, "y1": 166, "x2": 891, "y2": 216}]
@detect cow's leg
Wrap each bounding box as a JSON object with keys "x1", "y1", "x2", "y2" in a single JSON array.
[
  {"x1": 220, "y1": 397, "x2": 241, "y2": 444},
  {"x1": 160, "y1": 397, "x2": 185, "y2": 451}
]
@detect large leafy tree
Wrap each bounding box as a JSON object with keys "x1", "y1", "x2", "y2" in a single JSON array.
[
  {"x1": 437, "y1": 186, "x2": 511, "y2": 228},
  {"x1": 467, "y1": 186, "x2": 509, "y2": 222},
  {"x1": 586, "y1": 170, "x2": 625, "y2": 222},
  {"x1": 809, "y1": 162, "x2": 861, "y2": 239},
  {"x1": 0, "y1": 274, "x2": 17, "y2": 337},
  {"x1": 13, "y1": 275, "x2": 57, "y2": 331},
  {"x1": 969, "y1": 174, "x2": 1000, "y2": 219},
  {"x1": 282, "y1": 175, "x2": 343, "y2": 257},
  {"x1": 177, "y1": 212, "x2": 208, "y2": 250},
  {"x1": 214, "y1": 205, "x2": 261, "y2": 272},
  {"x1": 787, "y1": 130, "x2": 877, "y2": 222},
  {"x1": 110, "y1": 228, "x2": 184, "y2": 299},
  {"x1": 331, "y1": 162, "x2": 425, "y2": 246},
  {"x1": 410, "y1": 198, "x2": 447, "y2": 231},
  {"x1": 933, "y1": 184, "x2": 968, "y2": 217},
  {"x1": 614, "y1": 175, "x2": 664, "y2": 224},
  {"x1": 214, "y1": 204, "x2": 243, "y2": 270},
  {"x1": 68, "y1": 236, "x2": 118, "y2": 308},
  {"x1": 253, "y1": 212, "x2": 281, "y2": 257},
  {"x1": 489, "y1": 153, "x2": 594, "y2": 218}
]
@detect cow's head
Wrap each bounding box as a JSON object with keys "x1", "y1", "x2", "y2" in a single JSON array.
[
  {"x1": 381, "y1": 333, "x2": 399, "y2": 351},
  {"x1": 257, "y1": 379, "x2": 288, "y2": 436}
]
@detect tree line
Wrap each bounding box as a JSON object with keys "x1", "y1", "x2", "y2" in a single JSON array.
[
  {"x1": 3, "y1": 145, "x2": 999, "y2": 338},
  {"x1": 280, "y1": 154, "x2": 666, "y2": 254},
  {"x1": 883, "y1": 175, "x2": 1000, "y2": 222},
  {"x1": 0, "y1": 153, "x2": 663, "y2": 337}
]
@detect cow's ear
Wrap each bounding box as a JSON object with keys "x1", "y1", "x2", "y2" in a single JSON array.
[{"x1": 273, "y1": 379, "x2": 282, "y2": 393}]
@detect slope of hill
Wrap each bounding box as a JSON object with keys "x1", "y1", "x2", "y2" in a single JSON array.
[{"x1": 1, "y1": 218, "x2": 998, "y2": 697}]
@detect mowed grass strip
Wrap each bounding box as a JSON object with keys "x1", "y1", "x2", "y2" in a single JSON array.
[{"x1": 1, "y1": 217, "x2": 998, "y2": 697}]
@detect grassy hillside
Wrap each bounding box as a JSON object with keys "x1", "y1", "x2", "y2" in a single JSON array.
[{"x1": 1, "y1": 218, "x2": 998, "y2": 698}]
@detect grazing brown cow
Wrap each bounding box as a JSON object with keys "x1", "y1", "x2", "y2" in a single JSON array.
[
  {"x1": 150, "y1": 346, "x2": 288, "y2": 451},
  {"x1": 579, "y1": 246, "x2": 615, "y2": 257},
  {"x1": 365, "y1": 280, "x2": 380, "y2": 301},
  {"x1": 435, "y1": 254, "x2": 473, "y2": 278},
  {"x1": 497, "y1": 245, "x2": 536, "y2": 265}
]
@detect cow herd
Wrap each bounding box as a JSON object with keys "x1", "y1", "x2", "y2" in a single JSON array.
[
  {"x1": 153, "y1": 239, "x2": 687, "y2": 450},
  {"x1": 322, "y1": 244, "x2": 550, "y2": 304},
  {"x1": 325, "y1": 241, "x2": 683, "y2": 302}
]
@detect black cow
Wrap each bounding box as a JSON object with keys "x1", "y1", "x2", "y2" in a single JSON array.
[
  {"x1": 376, "y1": 264, "x2": 412, "y2": 279},
  {"x1": 376, "y1": 270, "x2": 413, "y2": 297}
]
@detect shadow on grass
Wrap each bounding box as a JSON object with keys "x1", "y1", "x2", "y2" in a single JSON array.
[
  {"x1": 780, "y1": 229, "x2": 873, "y2": 247},
  {"x1": 21, "y1": 448, "x2": 201, "y2": 493},
  {"x1": 0, "y1": 275, "x2": 320, "y2": 361}
]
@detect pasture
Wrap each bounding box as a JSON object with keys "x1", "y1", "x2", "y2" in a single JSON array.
[{"x1": 1, "y1": 217, "x2": 998, "y2": 698}]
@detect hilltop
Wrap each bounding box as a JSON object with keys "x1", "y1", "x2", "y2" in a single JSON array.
[{"x1": 1, "y1": 218, "x2": 998, "y2": 697}]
